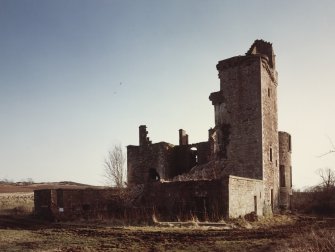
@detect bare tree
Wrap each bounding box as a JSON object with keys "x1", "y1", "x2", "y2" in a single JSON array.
[
  {"x1": 104, "y1": 144, "x2": 126, "y2": 188},
  {"x1": 318, "y1": 167, "x2": 335, "y2": 190},
  {"x1": 317, "y1": 136, "x2": 335, "y2": 189}
]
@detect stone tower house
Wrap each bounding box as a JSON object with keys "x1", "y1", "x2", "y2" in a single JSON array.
[
  {"x1": 127, "y1": 40, "x2": 293, "y2": 217},
  {"x1": 209, "y1": 40, "x2": 280, "y2": 213}
]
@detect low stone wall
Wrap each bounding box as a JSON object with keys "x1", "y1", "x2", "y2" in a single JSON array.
[
  {"x1": 35, "y1": 176, "x2": 264, "y2": 221},
  {"x1": 138, "y1": 179, "x2": 228, "y2": 221},
  {"x1": 34, "y1": 181, "x2": 228, "y2": 222},
  {"x1": 34, "y1": 188, "x2": 124, "y2": 221},
  {"x1": 228, "y1": 176, "x2": 263, "y2": 218}
]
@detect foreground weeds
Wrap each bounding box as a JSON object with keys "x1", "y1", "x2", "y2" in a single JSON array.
[
  {"x1": 0, "y1": 223, "x2": 278, "y2": 252},
  {"x1": 278, "y1": 228, "x2": 335, "y2": 252},
  {"x1": 0, "y1": 214, "x2": 334, "y2": 251}
]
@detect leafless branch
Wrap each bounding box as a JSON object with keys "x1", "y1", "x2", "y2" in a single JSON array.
[
  {"x1": 104, "y1": 144, "x2": 126, "y2": 188},
  {"x1": 318, "y1": 150, "x2": 335, "y2": 158},
  {"x1": 318, "y1": 135, "x2": 335, "y2": 157},
  {"x1": 327, "y1": 135, "x2": 335, "y2": 150}
]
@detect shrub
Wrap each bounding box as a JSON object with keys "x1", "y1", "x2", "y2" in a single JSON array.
[
  {"x1": 281, "y1": 228, "x2": 335, "y2": 252},
  {"x1": 292, "y1": 187, "x2": 335, "y2": 216}
]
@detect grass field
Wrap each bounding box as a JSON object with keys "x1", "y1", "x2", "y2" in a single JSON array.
[
  {"x1": 0, "y1": 212, "x2": 334, "y2": 251},
  {"x1": 0, "y1": 222, "x2": 280, "y2": 251},
  {"x1": 0, "y1": 185, "x2": 334, "y2": 251},
  {"x1": 0, "y1": 192, "x2": 34, "y2": 215}
]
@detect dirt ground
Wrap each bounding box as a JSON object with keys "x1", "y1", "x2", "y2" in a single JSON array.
[
  {"x1": 0, "y1": 214, "x2": 334, "y2": 252},
  {"x1": 1, "y1": 184, "x2": 334, "y2": 251}
]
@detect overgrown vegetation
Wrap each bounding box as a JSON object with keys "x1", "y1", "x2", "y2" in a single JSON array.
[
  {"x1": 292, "y1": 167, "x2": 335, "y2": 216},
  {"x1": 280, "y1": 228, "x2": 335, "y2": 252}
]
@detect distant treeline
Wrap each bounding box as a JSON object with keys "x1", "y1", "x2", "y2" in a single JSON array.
[{"x1": 0, "y1": 178, "x2": 34, "y2": 185}]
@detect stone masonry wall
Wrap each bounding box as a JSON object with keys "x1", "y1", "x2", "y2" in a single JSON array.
[
  {"x1": 228, "y1": 176, "x2": 263, "y2": 218},
  {"x1": 194, "y1": 141, "x2": 211, "y2": 165},
  {"x1": 35, "y1": 188, "x2": 124, "y2": 221},
  {"x1": 127, "y1": 142, "x2": 175, "y2": 185},
  {"x1": 138, "y1": 179, "x2": 228, "y2": 221},
  {"x1": 215, "y1": 56, "x2": 263, "y2": 179},
  {"x1": 35, "y1": 181, "x2": 229, "y2": 222},
  {"x1": 279, "y1": 131, "x2": 292, "y2": 209},
  {"x1": 261, "y1": 56, "x2": 279, "y2": 213},
  {"x1": 128, "y1": 129, "x2": 212, "y2": 185}
]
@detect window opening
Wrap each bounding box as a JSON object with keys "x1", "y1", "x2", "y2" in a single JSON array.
[
  {"x1": 190, "y1": 146, "x2": 198, "y2": 164},
  {"x1": 280, "y1": 165, "x2": 286, "y2": 187},
  {"x1": 254, "y1": 196, "x2": 257, "y2": 213}
]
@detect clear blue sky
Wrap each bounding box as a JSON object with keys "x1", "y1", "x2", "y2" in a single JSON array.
[{"x1": 0, "y1": 0, "x2": 334, "y2": 188}]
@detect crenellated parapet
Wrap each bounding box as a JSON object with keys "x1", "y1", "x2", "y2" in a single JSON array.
[{"x1": 246, "y1": 39, "x2": 276, "y2": 69}]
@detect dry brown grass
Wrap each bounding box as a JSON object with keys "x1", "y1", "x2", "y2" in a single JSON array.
[
  {"x1": 0, "y1": 192, "x2": 34, "y2": 215},
  {"x1": 279, "y1": 228, "x2": 335, "y2": 252},
  {"x1": 0, "y1": 222, "x2": 281, "y2": 251},
  {"x1": 0, "y1": 212, "x2": 334, "y2": 251}
]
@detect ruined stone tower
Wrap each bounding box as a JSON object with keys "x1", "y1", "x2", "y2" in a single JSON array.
[
  {"x1": 126, "y1": 39, "x2": 292, "y2": 217},
  {"x1": 279, "y1": 131, "x2": 292, "y2": 209},
  {"x1": 210, "y1": 40, "x2": 280, "y2": 213}
]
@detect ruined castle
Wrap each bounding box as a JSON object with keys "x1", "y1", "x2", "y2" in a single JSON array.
[
  {"x1": 35, "y1": 40, "x2": 292, "y2": 220},
  {"x1": 127, "y1": 39, "x2": 292, "y2": 216}
]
